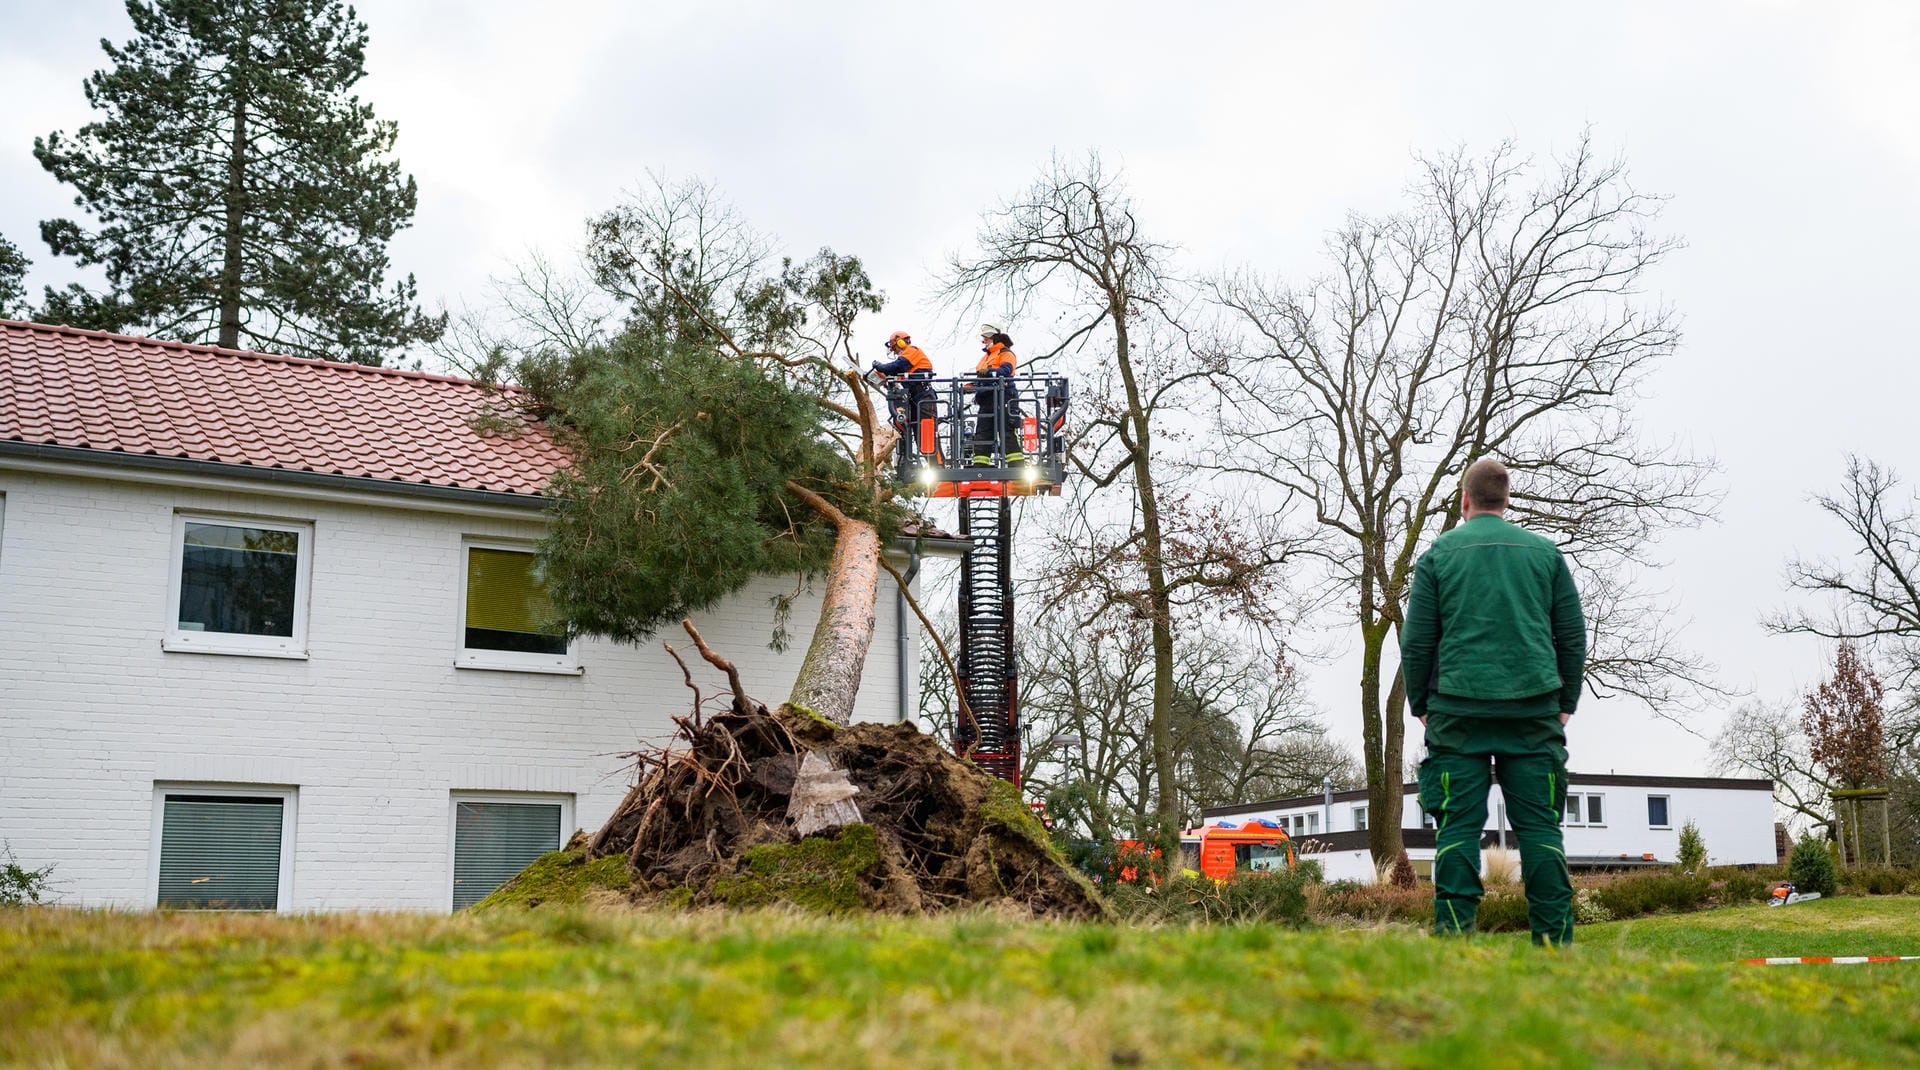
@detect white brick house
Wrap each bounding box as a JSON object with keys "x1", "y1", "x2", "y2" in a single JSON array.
[
  {"x1": 1204, "y1": 773, "x2": 1778, "y2": 882},
  {"x1": 0, "y1": 320, "x2": 947, "y2": 911}
]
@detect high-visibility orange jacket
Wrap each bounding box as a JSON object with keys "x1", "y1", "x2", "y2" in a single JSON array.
[
  {"x1": 974, "y1": 342, "x2": 1016, "y2": 378},
  {"x1": 874, "y1": 344, "x2": 933, "y2": 376}
]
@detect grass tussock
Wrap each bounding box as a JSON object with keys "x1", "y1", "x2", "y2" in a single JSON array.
[{"x1": 1481, "y1": 846, "x2": 1521, "y2": 887}]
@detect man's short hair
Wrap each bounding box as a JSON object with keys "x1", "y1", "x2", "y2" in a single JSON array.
[{"x1": 1463, "y1": 458, "x2": 1509, "y2": 511}]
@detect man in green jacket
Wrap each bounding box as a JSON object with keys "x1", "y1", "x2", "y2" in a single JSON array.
[{"x1": 1400, "y1": 459, "x2": 1586, "y2": 945}]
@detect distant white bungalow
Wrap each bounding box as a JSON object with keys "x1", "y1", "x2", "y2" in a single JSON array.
[{"x1": 1203, "y1": 772, "x2": 1778, "y2": 881}]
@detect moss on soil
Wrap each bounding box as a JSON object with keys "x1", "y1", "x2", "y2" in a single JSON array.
[
  {"x1": 979, "y1": 780, "x2": 1058, "y2": 857},
  {"x1": 711, "y1": 824, "x2": 881, "y2": 913},
  {"x1": 472, "y1": 848, "x2": 632, "y2": 911}
]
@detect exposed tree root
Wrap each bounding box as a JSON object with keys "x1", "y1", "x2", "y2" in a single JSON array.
[{"x1": 584, "y1": 623, "x2": 1107, "y2": 919}]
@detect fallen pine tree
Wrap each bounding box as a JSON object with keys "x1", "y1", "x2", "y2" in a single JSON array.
[{"x1": 471, "y1": 209, "x2": 1103, "y2": 918}]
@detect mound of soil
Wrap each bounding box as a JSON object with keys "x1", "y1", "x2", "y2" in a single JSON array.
[{"x1": 583, "y1": 702, "x2": 1106, "y2": 920}]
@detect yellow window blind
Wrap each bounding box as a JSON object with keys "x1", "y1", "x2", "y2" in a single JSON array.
[{"x1": 465, "y1": 548, "x2": 560, "y2": 635}]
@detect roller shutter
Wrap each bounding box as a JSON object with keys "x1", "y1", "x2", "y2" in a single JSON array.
[
  {"x1": 156, "y1": 795, "x2": 285, "y2": 910},
  {"x1": 453, "y1": 801, "x2": 562, "y2": 909}
]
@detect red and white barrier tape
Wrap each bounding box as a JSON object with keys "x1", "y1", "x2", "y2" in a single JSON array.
[{"x1": 1742, "y1": 955, "x2": 1920, "y2": 965}]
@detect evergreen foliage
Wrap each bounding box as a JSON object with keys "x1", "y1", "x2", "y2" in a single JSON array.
[
  {"x1": 1787, "y1": 833, "x2": 1838, "y2": 897},
  {"x1": 33, "y1": 0, "x2": 441, "y2": 363},
  {"x1": 0, "y1": 236, "x2": 28, "y2": 319},
  {"x1": 1676, "y1": 819, "x2": 1707, "y2": 872},
  {"x1": 528, "y1": 330, "x2": 893, "y2": 644}
]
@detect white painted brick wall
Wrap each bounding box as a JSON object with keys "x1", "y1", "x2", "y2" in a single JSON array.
[{"x1": 0, "y1": 467, "x2": 922, "y2": 911}]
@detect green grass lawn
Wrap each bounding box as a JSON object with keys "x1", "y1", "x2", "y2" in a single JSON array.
[{"x1": 5, "y1": 897, "x2": 1919, "y2": 1069}]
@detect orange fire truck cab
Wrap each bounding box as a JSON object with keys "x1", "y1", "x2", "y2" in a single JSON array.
[{"x1": 1192, "y1": 820, "x2": 1296, "y2": 881}]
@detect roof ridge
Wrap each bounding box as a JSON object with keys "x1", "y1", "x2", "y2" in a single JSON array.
[{"x1": 0, "y1": 318, "x2": 522, "y2": 392}]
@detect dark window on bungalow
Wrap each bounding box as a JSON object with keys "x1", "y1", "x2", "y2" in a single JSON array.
[
  {"x1": 1587, "y1": 794, "x2": 1605, "y2": 825},
  {"x1": 464, "y1": 547, "x2": 567, "y2": 655},
  {"x1": 1648, "y1": 795, "x2": 1670, "y2": 828},
  {"x1": 178, "y1": 523, "x2": 299, "y2": 636}
]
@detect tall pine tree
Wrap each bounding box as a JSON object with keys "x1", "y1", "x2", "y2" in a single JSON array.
[
  {"x1": 0, "y1": 235, "x2": 28, "y2": 319},
  {"x1": 34, "y1": 0, "x2": 442, "y2": 364}
]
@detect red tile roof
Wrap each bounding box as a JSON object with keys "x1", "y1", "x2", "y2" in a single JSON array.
[{"x1": 0, "y1": 319, "x2": 569, "y2": 497}]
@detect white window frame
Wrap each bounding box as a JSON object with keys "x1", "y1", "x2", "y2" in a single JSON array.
[
  {"x1": 1563, "y1": 791, "x2": 1608, "y2": 828},
  {"x1": 163, "y1": 511, "x2": 313, "y2": 659},
  {"x1": 446, "y1": 791, "x2": 574, "y2": 910},
  {"x1": 455, "y1": 538, "x2": 581, "y2": 675},
  {"x1": 1352, "y1": 804, "x2": 1368, "y2": 831},
  {"x1": 1647, "y1": 794, "x2": 1672, "y2": 830},
  {"x1": 148, "y1": 782, "x2": 298, "y2": 912},
  {"x1": 1564, "y1": 792, "x2": 1585, "y2": 826}
]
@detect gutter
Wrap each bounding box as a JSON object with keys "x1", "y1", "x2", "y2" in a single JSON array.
[{"x1": 895, "y1": 543, "x2": 923, "y2": 726}]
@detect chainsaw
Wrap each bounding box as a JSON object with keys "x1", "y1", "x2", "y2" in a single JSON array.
[{"x1": 1768, "y1": 882, "x2": 1822, "y2": 907}]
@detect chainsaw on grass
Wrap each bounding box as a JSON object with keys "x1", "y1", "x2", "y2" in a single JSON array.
[{"x1": 1768, "y1": 882, "x2": 1822, "y2": 907}]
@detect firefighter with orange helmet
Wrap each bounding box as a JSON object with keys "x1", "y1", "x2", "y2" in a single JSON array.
[{"x1": 872, "y1": 330, "x2": 937, "y2": 453}]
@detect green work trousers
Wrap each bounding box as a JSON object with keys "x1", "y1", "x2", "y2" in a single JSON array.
[{"x1": 1417, "y1": 713, "x2": 1574, "y2": 945}]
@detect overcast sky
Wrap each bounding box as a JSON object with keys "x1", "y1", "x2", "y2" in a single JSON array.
[{"x1": 5, "y1": 1, "x2": 1918, "y2": 779}]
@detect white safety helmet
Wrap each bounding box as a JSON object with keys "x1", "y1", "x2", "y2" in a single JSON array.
[{"x1": 978, "y1": 322, "x2": 1005, "y2": 337}]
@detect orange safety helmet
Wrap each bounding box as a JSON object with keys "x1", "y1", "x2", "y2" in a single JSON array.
[{"x1": 887, "y1": 331, "x2": 912, "y2": 351}]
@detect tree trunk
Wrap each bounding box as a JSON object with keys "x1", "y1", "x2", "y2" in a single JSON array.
[
  {"x1": 219, "y1": 70, "x2": 248, "y2": 349},
  {"x1": 1360, "y1": 619, "x2": 1405, "y2": 866},
  {"x1": 1111, "y1": 310, "x2": 1182, "y2": 856},
  {"x1": 785, "y1": 481, "x2": 879, "y2": 726},
  {"x1": 1385, "y1": 659, "x2": 1409, "y2": 841}
]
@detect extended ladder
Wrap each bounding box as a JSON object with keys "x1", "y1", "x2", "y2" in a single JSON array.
[{"x1": 954, "y1": 495, "x2": 1019, "y2": 784}]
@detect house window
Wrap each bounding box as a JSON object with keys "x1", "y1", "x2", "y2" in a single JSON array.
[
  {"x1": 450, "y1": 794, "x2": 568, "y2": 909},
  {"x1": 1647, "y1": 795, "x2": 1671, "y2": 829},
  {"x1": 458, "y1": 542, "x2": 578, "y2": 673},
  {"x1": 152, "y1": 786, "x2": 296, "y2": 910},
  {"x1": 1353, "y1": 804, "x2": 1368, "y2": 831},
  {"x1": 1563, "y1": 793, "x2": 1606, "y2": 827},
  {"x1": 1307, "y1": 812, "x2": 1320, "y2": 834},
  {"x1": 165, "y1": 514, "x2": 311, "y2": 657},
  {"x1": 1422, "y1": 812, "x2": 1437, "y2": 829}
]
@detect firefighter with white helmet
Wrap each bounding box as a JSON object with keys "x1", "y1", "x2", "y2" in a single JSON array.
[{"x1": 968, "y1": 323, "x2": 1023, "y2": 467}]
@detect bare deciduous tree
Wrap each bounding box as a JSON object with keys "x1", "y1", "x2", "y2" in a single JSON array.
[
  {"x1": 1006, "y1": 603, "x2": 1355, "y2": 840},
  {"x1": 1211, "y1": 134, "x2": 1719, "y2": 865},
  {"x1": 1774, "y1": 456, "x2": 1920, "y2": 695}
]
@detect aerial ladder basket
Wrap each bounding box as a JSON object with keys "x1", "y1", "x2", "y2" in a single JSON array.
[{"x1": 877, "y1": 373, "x2": 1071, "y2": 786}]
